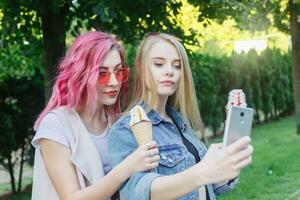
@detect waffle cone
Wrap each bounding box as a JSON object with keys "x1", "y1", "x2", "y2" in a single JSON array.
[{"x1": 131, "y1": 121, "x2": 152, "y2": 145}]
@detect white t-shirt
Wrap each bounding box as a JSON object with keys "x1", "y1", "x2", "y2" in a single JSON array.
[
  {"x1": 89, "y1": 128, "x2": 112, "y2": 174},
  {"x1": 32, "y1": 113, "x2": 112, "y2": 174}
]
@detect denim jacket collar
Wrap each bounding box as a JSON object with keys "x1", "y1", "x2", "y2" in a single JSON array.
[{"x1": 139, "y1": 101, "x2": 188, "y2": 132}]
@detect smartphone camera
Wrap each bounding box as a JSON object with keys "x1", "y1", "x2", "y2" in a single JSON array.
[{"x1": 240, "y1": 112, "x2": 244, "y2": 117}]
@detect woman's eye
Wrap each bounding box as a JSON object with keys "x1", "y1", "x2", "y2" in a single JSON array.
[
  {"x1": 174, "y1": 64, "x2": 181, "y2": 69},
  {"x1": 154, "y1": 63, "x2": 163, "y2": 67},
  {"x1": 99, "y1": 71, "x2": 109, "y2": 76},
  {"x1": 100, "y1": 70, "x2": 108, "y2": 73}
]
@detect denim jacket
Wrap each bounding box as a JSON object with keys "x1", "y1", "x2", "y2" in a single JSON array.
[{"x1": 108, "y1": 102, "x2": 238, "y2": 200}]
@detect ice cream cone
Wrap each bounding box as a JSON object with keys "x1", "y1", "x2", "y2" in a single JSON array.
[
  {"x1": 225, "y1": 89, "x2": 247, "y2": 113},
  {"x1": 129, "y1": 105, "x2": 153, "y2": 145},
  {"x1": 131, "y1": 121, "x2": 153, "y2": 145}
]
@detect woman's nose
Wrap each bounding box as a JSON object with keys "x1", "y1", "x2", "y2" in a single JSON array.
[
  {"x1": 165, "y1": 64, "x2": 174, "y2": 76},
  {"x1": 108, "y1": 72, "x2": 119, "y2": 86}
]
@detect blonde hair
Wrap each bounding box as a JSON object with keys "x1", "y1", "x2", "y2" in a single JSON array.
[{"x1": 129, "y1": 33, "x2": 207, "y2": 141}]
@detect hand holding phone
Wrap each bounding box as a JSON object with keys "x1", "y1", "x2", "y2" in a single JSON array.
[{"x1": 223, "y1": 106, "x2": 254, "y2": 148}]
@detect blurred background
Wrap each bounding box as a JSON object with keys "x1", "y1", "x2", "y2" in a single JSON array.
[{"x1": 0, "y1": 0, "x2": 299, "y2": 199}]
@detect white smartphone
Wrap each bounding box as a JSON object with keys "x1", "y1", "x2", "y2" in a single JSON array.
[{"x1": 223, "y1": 106, "x2": 254, "y2": 148}]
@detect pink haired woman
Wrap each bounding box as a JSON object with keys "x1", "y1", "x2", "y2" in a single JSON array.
[{"x1": 31, "y1": 31, "x2": 159, "y2": 200}]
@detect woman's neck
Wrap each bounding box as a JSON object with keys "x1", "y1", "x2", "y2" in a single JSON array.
[
  {"x1": 152, "y1": 95, "x2": 171, "y2": 121},
  {"x1": 76, "y1": 104, "x2": 108, "y2": 135}
]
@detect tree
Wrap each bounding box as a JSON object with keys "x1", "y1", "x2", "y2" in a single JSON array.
[
  {"x1": 235, "y1": 0, "x2": 300, "y2": 134},
  {"x1": 1, "y1": 0, "x2": 194, "y2": 99},
  {"x1": 186, "y1": 0, "x2": 300, "y2": 134},
  {"x1": 239, "y1": 0, "x2": 300, "y2": 133},
  {"x1": 289, "y1": 0, "x2": 300, "y2": 134},
  {"x1": 0, "y1": 76, "x2": 44, "y2": 193},
  {"x1": 0, "y1": 43, "x2": 44, "y2": 193}
]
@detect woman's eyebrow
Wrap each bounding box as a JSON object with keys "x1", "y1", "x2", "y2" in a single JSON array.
[
  {"x1": 113, "y1": 63, "x2": 123, "y2": 69},
  {"x1": 152, "y1": 57, "x2": 165, "y2": 60},
  {"x1": 173, "y1": 59, "x2": 181, "y2": 62},
  {"x1": 100, "y1": 62, "x2": 122, "y2": 69}
]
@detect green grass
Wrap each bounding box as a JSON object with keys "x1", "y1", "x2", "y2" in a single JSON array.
[
  {"x1": 0, "y1": 177, "x2": 32, "y2": 194},
  {"x1": 5, "y1": 193, "x2": 31, "y2": 200},
  {"x1": 0, "y1": 176, "x2": 32, "y2": 200},
  {"x1": 217, "y1": 116, "x2": 300, "y2": 200}
]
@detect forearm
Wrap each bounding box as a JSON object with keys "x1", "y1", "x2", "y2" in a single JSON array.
[
  {"x1": 150, "y1": 165, "x2": 207, "y2": 200},
  {"x1": 69, "y1": 164, "x2": 131, "y2": 200}
]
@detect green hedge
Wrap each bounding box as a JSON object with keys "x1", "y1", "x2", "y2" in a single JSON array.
[{"x1": 190, "y1": 48, "x2": 293, "y2": 135}]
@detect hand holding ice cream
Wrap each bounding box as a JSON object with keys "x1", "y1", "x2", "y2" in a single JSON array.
[{"x1": 129, "y1": 105, "x2": 159, "y2": 168}]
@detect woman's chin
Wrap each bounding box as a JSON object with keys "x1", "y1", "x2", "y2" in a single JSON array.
[
  {"x1": 157, "y1": 89, "x2": 176, "y2": 97},
  {"x1": 99, "y1": 97, "x2": 118, "y2": 106}
]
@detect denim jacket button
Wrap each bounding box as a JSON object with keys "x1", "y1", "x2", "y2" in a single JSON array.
[
  {"x1": 160, "y1": 154, "x2": 167, "y2": 160},
  {"x1": 167, "y1": 157, "x2": 174, "y2": 163}
]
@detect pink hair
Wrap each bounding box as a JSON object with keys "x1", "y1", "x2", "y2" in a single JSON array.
[{"x1": 34, "y1": 31, "x2": 128, "y2": 130}]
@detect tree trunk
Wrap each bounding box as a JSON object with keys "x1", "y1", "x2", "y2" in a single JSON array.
[
  {"x1": 255, "y1": 108, "x2": 260, "y2": 124},
  {"x1": 264, "y1": 111, "x2": 268, "y2": 123},
  {"x1": 40, "y1": 1, "x2": 68, "y2": 101},
  {"x1": 7, "y1": 155, "x2": 16, "y2": 193},
  {"x1": 17, "y1": 142, "x2": 25, "y2": 192},
  {"x1": 289, "y1": 0, "x2": 300, "y2": 135},
  {"x1": 270, "y1": 108, "x2": 274, "y2": 120}
]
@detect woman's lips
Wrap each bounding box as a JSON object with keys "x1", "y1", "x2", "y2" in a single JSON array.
[
  {"x1": 161, "y1": 80, "x2": 175, "y2": 86},
  {"x1": 105, "y1": 91, "x2": 118, "y2": 97}
]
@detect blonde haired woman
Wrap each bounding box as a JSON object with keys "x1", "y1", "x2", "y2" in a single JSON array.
[{"x1": 108, "y1": 33, "x2": 253, "y2": 200}]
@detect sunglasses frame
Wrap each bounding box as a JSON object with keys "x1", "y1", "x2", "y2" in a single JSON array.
[{"x1": 98, "y1": 65, "x2": 129, "y2": 85}]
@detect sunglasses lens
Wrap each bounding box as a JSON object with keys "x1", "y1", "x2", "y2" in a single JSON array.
[
  {"x1": 98, "y1": 71, "x2": 110, "y2": 85},
  {"x1": 115, "y1": 68, "x2": 129, "y2": 83}
]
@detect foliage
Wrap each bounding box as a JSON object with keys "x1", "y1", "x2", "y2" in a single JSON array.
[
  {"x1": 189, "y1": 48, "x2": 293, "y2": 135},
  {"x1": 0, "y1": 43, "x2": 44, "y2": 193}
]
